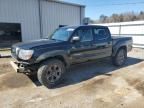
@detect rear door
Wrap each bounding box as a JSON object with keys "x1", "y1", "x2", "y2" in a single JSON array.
[
  {"x1": 70, "y1": 26, "x2": 94, "y2": 63},
  {"x1": 91, "y1": 27, "x2": 112, "y2": 59}
]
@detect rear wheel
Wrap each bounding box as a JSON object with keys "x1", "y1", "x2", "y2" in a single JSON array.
[
  {"x1": 112, "y1": 48, "x2": 127, "y2": 66},
  {"x1": 37, "y1": 59, "x2": 65, "y2": 88}
]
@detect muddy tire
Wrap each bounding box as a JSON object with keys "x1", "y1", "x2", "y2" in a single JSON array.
[
  {"x1": 37, "y1": 59, "x2": 65, "y2": 88},
  {"x1": 112, "y1": 48, "x2": 127, "y2": 66}
]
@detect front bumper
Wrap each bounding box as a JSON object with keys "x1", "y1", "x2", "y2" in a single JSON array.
[{"x1": 10, "y1": 61, "x2": 31, "y2": 73}]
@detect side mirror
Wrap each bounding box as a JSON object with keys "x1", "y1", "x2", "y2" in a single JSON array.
[{"x1": 72, "y1": 36, "x2": 80, "y2": 43}]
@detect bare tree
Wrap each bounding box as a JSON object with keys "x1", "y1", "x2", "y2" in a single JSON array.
[
  {"x1": 138, "y1": 11, "x2": 144, "y2": 20},
  {"x1": 99, "y1": 15, "x2": 108, "y2": 23},
  {"x1": 94, "y1": 11, "x2": 144, "y2": 23}
]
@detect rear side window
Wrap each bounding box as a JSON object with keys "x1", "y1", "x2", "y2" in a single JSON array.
[{"x1": 93, "y1": 28, "x2": 110, "y2": 41}]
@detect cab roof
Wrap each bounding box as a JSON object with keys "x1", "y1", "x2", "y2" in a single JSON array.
[{"x1": 62, "y1": 25, "x2": 108, "y2": 29}]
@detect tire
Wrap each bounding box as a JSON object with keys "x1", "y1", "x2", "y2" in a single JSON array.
[
  {"x1": 112, "y1": 48, "x2": 127, "y2": 66},
  {"x1": 37, "y1": 59, "x2": 66, "y2": 88}
]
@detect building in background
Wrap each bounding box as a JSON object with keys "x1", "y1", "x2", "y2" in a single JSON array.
[
  {"x1": 93, "y1": 21, "x2": 144, "y2": 48},
  {"x1": 0, "y1": 0, "x2": 85, "y2": 47}
]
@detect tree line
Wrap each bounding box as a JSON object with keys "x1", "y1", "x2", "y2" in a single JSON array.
[{"x1": 91, "y1": 11, "x2": 144, "y2": 23}]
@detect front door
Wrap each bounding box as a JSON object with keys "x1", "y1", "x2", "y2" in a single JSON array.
[{"x1": 70, "y1": 27, "x2": 94, "y2": 63}]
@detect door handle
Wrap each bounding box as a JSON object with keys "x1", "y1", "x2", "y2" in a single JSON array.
[
  {"x1": 106, "y1": 42, "x2": 112, "y2": 47},
  {"x1": 107, "y1": 42, "x2": 111, "y2": 44}
]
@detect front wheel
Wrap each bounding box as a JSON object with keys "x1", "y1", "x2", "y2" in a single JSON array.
[
  {"x1": 112, "y1": 48, "x2": 127, "y2": 66},
  {"x1": 37, "y1": 59, "x2": 65, "y2": 88}
]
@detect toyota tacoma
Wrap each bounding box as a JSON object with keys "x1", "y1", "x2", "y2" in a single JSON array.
[{"x1": 11, "y1": 25, "x2": 132, "y2": 88}]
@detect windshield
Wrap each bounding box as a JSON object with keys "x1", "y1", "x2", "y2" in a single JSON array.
[{"x1": 50, "y1": 28, "x2": 74, "y2": 41}]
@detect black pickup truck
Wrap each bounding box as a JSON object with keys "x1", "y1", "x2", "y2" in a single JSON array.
[{"x1": 11, "y1": 25, "x2": 132, "y2": 88}]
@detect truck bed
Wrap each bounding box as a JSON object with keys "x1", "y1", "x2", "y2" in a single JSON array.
[
  {"x1": 112, "y1": 36, "x2": 132, "y2": 43},
  {"x1": 112, "y1": 36, "x2": 133, "y2": 52},
  {"x1": 112, "y1": 36, "x2": 132, "y2": 40}
]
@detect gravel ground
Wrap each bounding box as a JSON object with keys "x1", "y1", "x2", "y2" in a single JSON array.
[{"x1": 0, "y1": 48, "x2": 144, "y2": 108}]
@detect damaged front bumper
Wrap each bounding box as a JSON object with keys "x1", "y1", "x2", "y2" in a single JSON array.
[
  {"x1": 10, "y1": 61, "x2": 28, "y2": 73},
  {"x1": 10, "y1": 61, "x2": 34, "y2": 73}
]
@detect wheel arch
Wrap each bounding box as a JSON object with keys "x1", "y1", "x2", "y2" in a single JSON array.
[
  {"x1": 36, "y1": 51, "x2": 70, "y2": 68},
  {"x1": 112, "y1": 45, "x2": 127, "y2": 57}
]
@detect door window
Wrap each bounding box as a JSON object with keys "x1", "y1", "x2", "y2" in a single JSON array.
[
  {"x1": 93, "y1": 28, "x2": 109, "y2": 41},
  {"x1": 74, "y1": 28, "x2": 93, "y2": 42}
]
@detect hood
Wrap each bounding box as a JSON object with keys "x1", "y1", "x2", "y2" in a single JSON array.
[{"x1": 13, "y1": 39, "x2": 65, "y2": 50}]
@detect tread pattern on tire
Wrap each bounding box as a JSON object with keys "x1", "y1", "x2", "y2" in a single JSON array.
[
  {"x1": 112, "y1": 48, "x2": 127, "y2": 66},
  {"x1": 37, "y1": 59, "x2": 65, "y2": 88}
]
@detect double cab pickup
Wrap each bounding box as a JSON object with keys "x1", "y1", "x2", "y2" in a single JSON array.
[{"x1": 11, "y1": 25, "x2": 132, "y2": 88}]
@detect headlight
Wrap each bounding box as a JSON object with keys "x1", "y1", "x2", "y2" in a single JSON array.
[{"x1": 18, "y1": 49, "x2": 34, "y2": 60}]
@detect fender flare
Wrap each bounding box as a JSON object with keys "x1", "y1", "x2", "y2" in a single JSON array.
[
  {"x1": 35, "y1": 50, "x2": 70, "y2": 67},
  {"x1": 112, "y1": 41, "x2": 127, "y2": 57}
]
